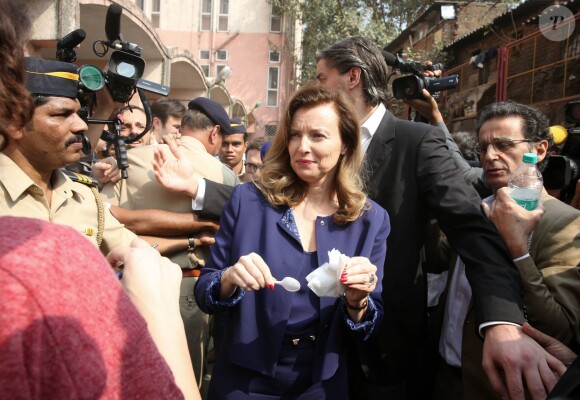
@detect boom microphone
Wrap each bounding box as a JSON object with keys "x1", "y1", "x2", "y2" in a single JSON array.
[
  {"x1": 57, "y1": 29, "x2": 86, "y2": 50},
  {"x1": 105, "y1": 3, "x2": 123, "y2": 42},
  {"x1": 381, "y1": 50, "x2": 398, "y2": 67},
  {"x1": 382, "y1": 50, "x2": 445, "y2": 73}
]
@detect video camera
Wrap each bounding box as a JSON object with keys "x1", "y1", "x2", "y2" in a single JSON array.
[
  {"x1": 382, "y1": 51, "x2": 458, "y2": 100},
  {"x1": 543, "y1": 100, "x2": 580, "y2": 204},
  {"x1": 57, "y1": 2, "x2": 169, "y2": 178}
]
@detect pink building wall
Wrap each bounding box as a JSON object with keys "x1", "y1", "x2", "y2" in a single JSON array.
[{"x1": 159, "y1": 30, "x2": 292, "y2": 139}]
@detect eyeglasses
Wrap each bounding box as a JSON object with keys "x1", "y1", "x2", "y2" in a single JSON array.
[
  {"x1": 245, "y1": 162, "x2": 262, "y2": 173},
  {"x1": 474, "y1": 138, "x2": 535, "y2": 156}
]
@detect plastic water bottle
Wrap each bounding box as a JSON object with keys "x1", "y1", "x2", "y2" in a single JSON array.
[{"x1": 507, "y1": 153, "x2": 543, "y2": 211}]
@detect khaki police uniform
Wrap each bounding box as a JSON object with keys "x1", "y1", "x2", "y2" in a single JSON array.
[
  {"x1": 0, "y1": 153, "x2": 136, "y2": 253},
  {"x1": 101, "y1": 136, "x2": 238, "y2": 387}
]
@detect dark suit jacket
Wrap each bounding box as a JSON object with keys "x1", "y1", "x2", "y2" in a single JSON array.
[
  {"x1": 198, "y1": 179, "x2": 234, "y2": 221},
  {"x1": 352, "y1": 109, "x2": 525, "y2": 398},
  {"x1": 548, "y1": 356, "x2": 580, "y2": 399},
  {"x1": 195, "y1": 183, "x2": 390, "y2": 392}
]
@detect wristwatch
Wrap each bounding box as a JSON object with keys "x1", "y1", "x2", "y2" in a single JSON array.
[
  {"x1": 187, "y1": 236, "x2": 196, "y2": 252},
  {"x1": 341, "y1": 294, "x2": 369, "y2": 311}
]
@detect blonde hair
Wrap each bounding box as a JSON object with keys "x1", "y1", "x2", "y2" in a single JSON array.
[{"x1": 255, "y1": 84, "x2": 368, "y2": 224}]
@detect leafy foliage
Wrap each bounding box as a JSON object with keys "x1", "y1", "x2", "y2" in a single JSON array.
[{"x1": 269, "y1": 0, "x2": 432, "y2": 83}]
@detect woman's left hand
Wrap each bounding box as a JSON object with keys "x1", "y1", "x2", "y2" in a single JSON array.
[{"x1": 341, "y1": 256, "x2": 378, "y2": 305}]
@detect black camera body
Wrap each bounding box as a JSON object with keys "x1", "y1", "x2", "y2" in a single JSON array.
[
  {"x1": 382, "y1": 51, "x2": 458, "y2": 100},
  {"x1": 105, "y1": 45, "x2": 145, "y2": 104},
  {"x1": 392, "y1": 74, "x2": 459, "y2": 100},
  {"x1": 543, "y1": 101, "x2": 580, "y2": 203}
]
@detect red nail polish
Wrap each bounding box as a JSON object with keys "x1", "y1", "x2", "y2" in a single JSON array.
[
  {"x1": 340, "y1": 277, "x2": 347, "y2": 283},
  {"x1": 268, "y1": 284, "x2": 275, "y2": 290}
]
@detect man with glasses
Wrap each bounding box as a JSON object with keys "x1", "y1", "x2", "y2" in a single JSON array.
[
  {"x1": 243, "y1": 137, "x2": 269, "y2": 182},
  {"x1": 432, "y1": 101, "x2": 580, "y2": 399}
]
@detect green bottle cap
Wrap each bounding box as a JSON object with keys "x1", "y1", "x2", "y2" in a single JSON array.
[{"x1": 522, "y1": 153, "x2": 537, "y2": 164}]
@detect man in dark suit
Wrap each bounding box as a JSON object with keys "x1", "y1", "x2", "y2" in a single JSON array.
[{"x1": 314, "y1": 37, "x2": 564, "y2": 400}]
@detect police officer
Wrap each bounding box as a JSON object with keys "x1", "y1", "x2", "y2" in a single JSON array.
[{"x1": 0, "y1": 57, "x2": 135, "y2": 253}]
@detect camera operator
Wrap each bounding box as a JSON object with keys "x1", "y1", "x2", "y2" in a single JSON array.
[{"x1": 403, "y1": 67, "x2": 490, "y2": 198}]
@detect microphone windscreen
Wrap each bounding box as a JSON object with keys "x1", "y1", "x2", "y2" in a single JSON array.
[
  {"x1": 381, "y1": 50, "x2": 398, "y2": 66},
  {"x1": 57, "y1": 29, "x2": 86, "y2": 50},
  {"x1": 550, "y1": 125, "x2": 568, "y2": 145},
  {"x1": 105, "y1": 3, "x2": 123, "y2": 42}
]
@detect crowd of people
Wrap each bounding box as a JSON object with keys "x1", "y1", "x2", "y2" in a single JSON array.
[{"x1": 0, "y1": 1, "x2": 579, "y2": 399}]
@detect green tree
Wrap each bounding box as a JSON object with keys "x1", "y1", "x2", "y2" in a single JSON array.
[{"x1": 270, "y1": 0, "x2": 430, "y2": 83}]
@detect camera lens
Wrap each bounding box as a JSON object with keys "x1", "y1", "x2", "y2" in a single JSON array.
[
  {"x1": 116, "y1": 62, "x2": 137, "y2": 78},
  {"x1": 79, "y1": 65, "x2": 105, "y2": 91}
]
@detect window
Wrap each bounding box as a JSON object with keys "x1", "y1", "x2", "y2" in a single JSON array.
[
  {"x1": 151, "y1": 0, "x2": 160, "y2": 28},
  {"x1": 216, "y1": 49, "x2": 228, "y2": 61},
  {"x1": 218, "y1": 0, "x2": 229, "y2": 32},
  {"x1": 135, "y1": 0, "x2": 145, "y2": 10},
  {"x1": 269, "y1": 50, "x2": 280, "y2": 63},
  {"x1": 270, "y1": 5, "x2": 282, "y2": 32},
  {"x1": 201, "y1": 65, "x2": 210, "y2": 77},
  {"x1": 216, "y1": 64, "x2": 228, "y2": 80},
  {"x1": 199, "y1": 50, "x2": 210, "y2": 60},
  {"x1": 267, "y1": 67, "x2": 279, "y2": 107},
  {"x1": 201, "y1": 0, "x2": 212, "y2": 31},
  {"x1": 265, "y1": 124, "x2": 278, "y2": 136}
]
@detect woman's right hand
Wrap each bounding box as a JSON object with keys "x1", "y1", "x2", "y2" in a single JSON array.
[{"x1": 220, "y1": 253, "x2": 275, "y2": 298}]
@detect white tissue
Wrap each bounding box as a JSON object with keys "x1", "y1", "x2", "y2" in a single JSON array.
[{"x1": 306, "y1": 248, "x2": 349, "y2": 297}]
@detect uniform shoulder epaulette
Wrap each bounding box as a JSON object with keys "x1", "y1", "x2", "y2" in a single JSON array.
[{"x1": 62, "y1": 169, "x2": 99, "y2": 187}]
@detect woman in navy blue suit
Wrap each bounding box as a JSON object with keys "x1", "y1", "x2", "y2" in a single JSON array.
[{"x1": 195, "y1": 84, "x2": 390, "y2": 399}]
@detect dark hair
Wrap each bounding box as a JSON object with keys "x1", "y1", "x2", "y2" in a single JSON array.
[
  {"x1": 256, "y1": 83, "x2": 368, "y2": 224},
  {"x1": 180, "y1": 109, "x2": 217, "y2": 134},
  {"x1": 246, "y1": 136, "x2": 269, "y2": 155},
  {"x1": 107, "y1": 105, "x2": 146, "y2": 132},
  {"x1": 151, "y1": 98, "x2": 185, "y2": 125},
  {"x1": 315, "y1": 37, "x2": 389, "y2": 107},
  {"x1": 475, "y1": 101, "x2": 553, "y2": 170},
  {"x1": 452, "y1": 131, "x2": 478, "y2": 161},
  {"x1": 0, "y1": 0, "x2": 34, "y2": 148}
]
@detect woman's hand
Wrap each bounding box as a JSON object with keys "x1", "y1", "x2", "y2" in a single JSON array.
[
  {"x1": 220, "y1": 252, "x2": 275, "y2": 299},
  {"x1": 340, "y1": 256, "x2": 378, "y2": 320}
]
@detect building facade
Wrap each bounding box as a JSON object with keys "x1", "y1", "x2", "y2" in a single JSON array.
[
  {"x1": 20, "y1": 0, "x2": 301, "y2": 138},
  {"x1": 137, "y1": 0, "x2": 302, "y2": 139}
]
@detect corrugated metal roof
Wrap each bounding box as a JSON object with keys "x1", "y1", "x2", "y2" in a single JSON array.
[
  {"x1": 384, "y1": 0, "x2": 469, "y2": 52},
  {"x1": 444, "y1": 0, "x2": 578, "y2": 49}
]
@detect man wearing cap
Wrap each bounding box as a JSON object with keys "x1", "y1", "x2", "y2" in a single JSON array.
[
  {"x1": 0, "y1": 57, "x2": 136, "y2": 253},
  {"x1": 101, "y1": 97, "x2": 239, "y2": 389},
  {"x1": 219, "y1": 118, "x2": 248, "y2": 180}
]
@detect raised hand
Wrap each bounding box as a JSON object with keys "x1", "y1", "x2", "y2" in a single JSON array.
[{"x1": 152, "y1": 134, "x2": 201, "y2": 198}]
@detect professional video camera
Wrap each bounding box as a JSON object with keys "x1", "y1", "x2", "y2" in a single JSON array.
[
  {"x1": 57, "y1": 2, "x2": 169, "y2": 178},
  {"x1": 382, "y1": 51, "x2": 458, "y2": 100},
  {"x1": 543, "y1": 100, "x2": 580, "y2": 204}
]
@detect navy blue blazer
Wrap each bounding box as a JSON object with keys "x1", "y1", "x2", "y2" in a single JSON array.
[{"x1": 195, "y1": 183, "x2": 390, "y2": 381}]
